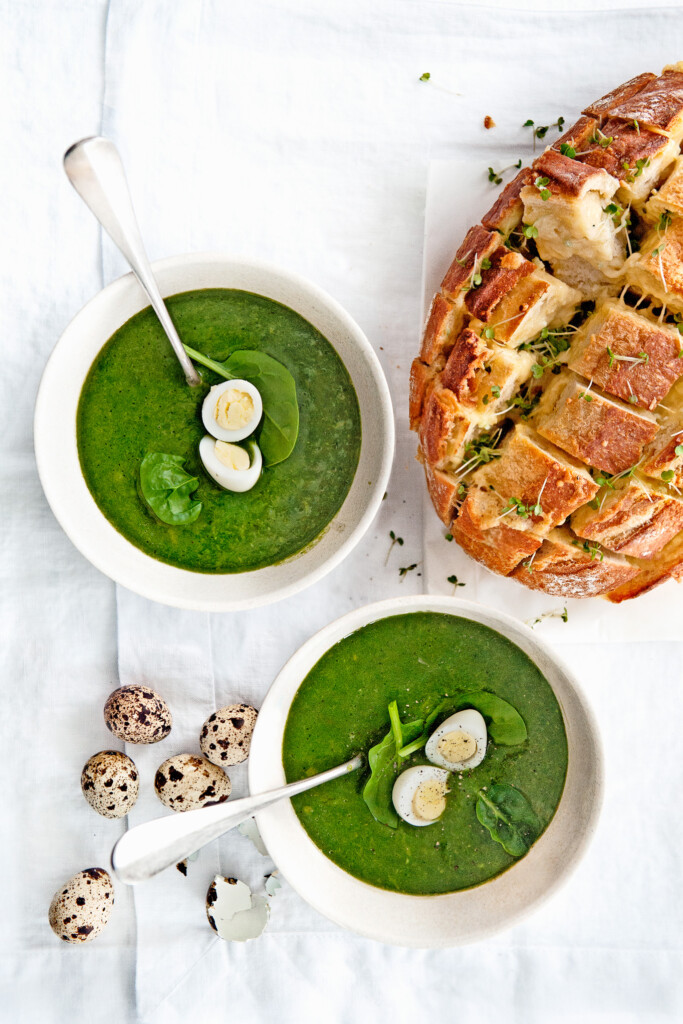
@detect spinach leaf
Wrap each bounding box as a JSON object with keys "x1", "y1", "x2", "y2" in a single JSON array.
[
  {"x1": 476, "y1": 783, "x2": 539, "y2": 857},
  {"x1": 362, "y1": 702, "x2": 424, "y2": 828},
  {"x1": 139, "y1": 453, "x2": 202, "y2": 526},
  {"x1": 183, "y1": 344, "x2": 299, "y2": 467},
  {"x1": 456, "y1": 692, "x2": 528, "y2": 746}
]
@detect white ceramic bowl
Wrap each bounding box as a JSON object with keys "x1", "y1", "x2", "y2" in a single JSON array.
[
  {"x1": 34, "y1": 254, "x2": 394, "y2": 611},
  {"x1": 249, "y1": 595, "x2": 603, "y2": 947}
]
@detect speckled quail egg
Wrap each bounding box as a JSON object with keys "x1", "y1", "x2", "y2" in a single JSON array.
[
  {"x1": 392, "y1": 765, "x2": 451, "y2": 827},
  {"x1": 202, "y1": 379, "x2": 263, "y2": 442},
  {"x1": 199, "y1": 703, "x2": 259, "y2": 767},
  {"x1": 103, "y1": 685, "x2": 172, "y2": 744},
  {"x1": 154, "y1": 753, "x2": 231, "y2": 811},
  {"x1": 48, "y1": 868, "x2": 114, "y2": 944},
  {"x1": 198, "y1": 437, "x2": 262, "y2": 493},
  {"x1": 81, "y1": 750, "x2": 139, "y2": 819},
  {"x1": 425, "y1": 709, "x2": 488, "y2": 771}
]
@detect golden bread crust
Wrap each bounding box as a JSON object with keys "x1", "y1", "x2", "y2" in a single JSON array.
[{"x1": 510, "y1": 528, "x2": 640, "y2": 597}]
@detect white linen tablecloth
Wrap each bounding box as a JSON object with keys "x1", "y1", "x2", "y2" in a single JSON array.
[{"x1": 3, "y1": 1, "x2": 683, "y2": 1021}]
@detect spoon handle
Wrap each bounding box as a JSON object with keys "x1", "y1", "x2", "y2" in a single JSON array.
[
  {"x1": 111, "y1": 754, "x2": 362, "y2": 885},
  {"x1": 63, "y1": 136, "x2": 201, "y2": 387}
]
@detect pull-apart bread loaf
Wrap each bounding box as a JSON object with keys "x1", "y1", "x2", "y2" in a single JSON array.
[{"x1": 412, "y1": 63, "x2": 683, "y2": 600}]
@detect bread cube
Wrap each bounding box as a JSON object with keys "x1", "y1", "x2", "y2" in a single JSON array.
[
  {"x1": 572, "y1": 473, "x2": 683, "y2": 558},
  {"x1": 646, "y1": 155, "x2": 683, "y2": 220},
  {"x1": 510, "y1": 527, "x2": 640, "y2": 597},
  {"x1": 471, "y1": 425, "x2": 598, "y2": 531},
  {"x1": 606, "y1": 529, "x2": 683, "y2": 602},
  {"x1": 567, "y1": 300, "x2": 683, "y2": 410},
  {"x1": 481, "y1": 166, "x2": 533, "y2": 236},
  {"x1": 419, "y1": 451, "x2": 462, "y2": 526},
  {"x1": 582, "y1": 73, "x2": 656, "y2": 121},
  {"x1": 440, "y1": 225, "x2": 501, "y2": 302},
  {"x1": 521, "y1": 151, "x2": 624, "y2": 271},
  {"x1": 624, "y1": 217, "x2": 683, "y2": 313},
  {"x1": 409, "y1": 359, "x2": 438, "y2": 431},
  {"x1": 440, "y1": 327, "x2": 535, "y2": 417},
  {"x1": 534, "y1": 371, "x2": 658, "y2": 473},
  {"x1": 452, "y1": 486, "x2": 542, "y2": 576},
  {"x1": 602, "y1": 66, "x2": 683, "y2": 143},
  {"x1": 420, "y1": 293, "x2": 464, "y2": 367},
  {"x1": 418, "y1": 386, "x2": 476, "y2": 470}
]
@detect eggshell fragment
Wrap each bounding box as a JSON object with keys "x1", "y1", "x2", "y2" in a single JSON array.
[
  {"x1": 206, "y1": 876, "x2": 270, "y2": 942},
  {"x1": 154, "y1": 754, "x2": 231, "y2": 812},
  {"x1": 48, "y1": 868, "x2": 114, "y2": 944},
  {"x1": 199, "y1": 704, "x2": 258, "y2": 767},
  {"x1": 81, "y1": 750, "x2": 139, "y2": 818},
  {"x1": 104, "y1": 685, "x2": 172, "y2": 744}
]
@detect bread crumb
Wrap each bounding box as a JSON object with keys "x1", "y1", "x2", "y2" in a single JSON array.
[{"x1": 484, "y1": 115, "x2": 496, "y2": 130}]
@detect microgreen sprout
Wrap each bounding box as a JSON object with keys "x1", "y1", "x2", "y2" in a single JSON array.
[
  {"x1": 590, "y1": 128, "x2": 613, "y2": 149},
  {"x1": 572, "y1": 539, "x2": 604, "y2": 562},
  {"x1": 622, "y1": 157, "x2": 650, "y2": 182},
  {"x1": 522, "y1": 222, "x2": 539, "y2": 238},
  {"x1": 658, "y1": 211, "x2": 673, "y2": 233},
  {"x1": 662, "y1": 470, "x2": 676, "y2": 483},
  {"x1": 523, "y1": 116, "x2": 565, "y2": 150},
  {"x1": 455, "y1": 430, "x2": 503, "y2": 480},
  {"x1": 419, "y1": 72, "x2": 431, "y2": 82},
  {"x1": 559, "y1": 142, "x2": 576, "y2": 158},
  {"x1": 675, "y1": 445, "x2": 683, "y2": 457},
  {"x1": 499, "y1": 495, "x2": 543, "y2": 520},
  {"x1": 385, "y1": 530, "x2": 404, "y2": 564},
  {"x1": 534, "y1": 175, "x2": 551, "y2": 200},
  {"x1": 487, "y1": 159, "x2": 522, "y2": 185},
  {"x1": 445, "y1": 532, "x2": 454, "y2": 542},
  {"x1": 398, "y1": 563, "x2": 417, "y2": 580},
  {"x1": 529, "y1": 606, "x2": 568, "y2": 627},
  {"x1": 447, "y1": 574, "x2": 466, "y2": 592}
]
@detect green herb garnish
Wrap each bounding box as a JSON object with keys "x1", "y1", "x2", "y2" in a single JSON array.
[
  {"x1": 572, "y1": 538, "x2": 604, "y2": 561},
  {"x1": 419, "y1": 72, "x2": 431, "y2": 82},
  {"x1": 138, "y1": 453, "x2": 202, "y2": 526},
  {"x1": 534, "y1": 175, "x2": 551, "y2": 200},
  {"x1": 476, "y1": 783, "x2": 539, "y2": 857},
  {"x1": 399, "y1": 563, "x2": 417, "y2": 579}
]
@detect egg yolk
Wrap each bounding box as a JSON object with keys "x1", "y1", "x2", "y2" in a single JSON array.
[
  {"x1": 437, "y1": 730, "x2": 477, "y2": 764},
  {"x1": 412, "y1": 779, "x2": 448, "y2": 822},
  {"x1": 214, "y1": 441, "x2": 250, "y2": 471},
  {"x1": 215, "y1": 389, "x2": 255, "y2": 431}
]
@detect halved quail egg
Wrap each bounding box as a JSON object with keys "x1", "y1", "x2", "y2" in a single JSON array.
[
  {"x1": 425, "y1": 709, "x2": 488, "y2": 771},
  {"x1": 199, "y1": 437, "x2": 262, "y2": 493},
  {"x1": 202, "y1": 379, "x2": 262, "y2": 442},
  {"x1": 392, "y1": 765, "x2": 450, "y2": 827}
]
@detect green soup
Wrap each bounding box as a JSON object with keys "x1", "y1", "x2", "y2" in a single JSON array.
[
  {"x1": 77, "y1": 289, "x2": 361, "y2": 573},
  {"x1": 283, "y1": 612, "x2": 568, "y2": 895}
]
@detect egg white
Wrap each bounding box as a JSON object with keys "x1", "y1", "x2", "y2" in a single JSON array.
[
  {"x1": 391, "y1": 765, "x2": 451, "y2": 827},
  {"x1": 425, "y1": 709, "x2": 488, "y2": 771},
  {"x1": 202, "y1": 379, "x2": 263, "y2": 442},
  {"x1": 199, "y1": 436, "x2": 262, "y2": 493}
]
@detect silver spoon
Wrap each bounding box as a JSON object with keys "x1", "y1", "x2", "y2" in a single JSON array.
[
  {"x1": 111, "y1": 754, "x2": 362, "y2": 884},
  {"x1": 63, "y1": 136, "x2": 201, "y2": 387}
]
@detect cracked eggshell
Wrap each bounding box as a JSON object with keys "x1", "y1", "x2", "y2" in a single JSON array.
[
  {"x1": 48, "y1": 868, "x2": 114, "y2": 944},
  {"x1": 206, "y1": 876, "x2": 270, "y2": 942},
  {"x1": 154, "y1": 753, "x2": 231, "y2": 812},
  {"x1": 81, "y1": 750, "x2": 139, "y2": 818},
  {"x1": 199, "y1": 703, "x2": 258, "y2": 767},
  {"x1": 104, "y1": 685, "x2": 172, "y2": 744}
]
